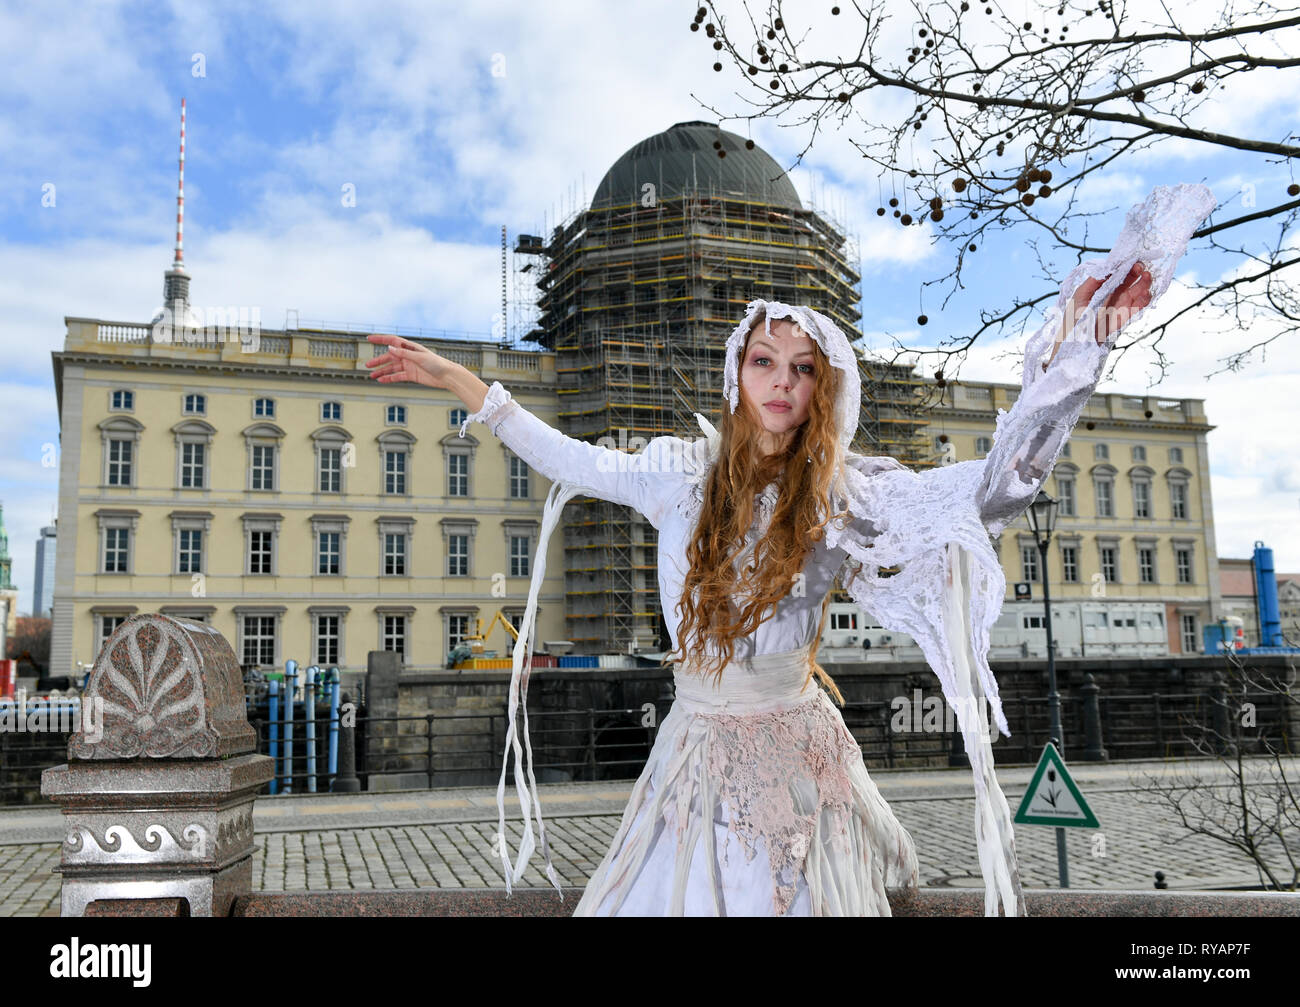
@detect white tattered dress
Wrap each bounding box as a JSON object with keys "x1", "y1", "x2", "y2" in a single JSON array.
[{"x1": 457, "y1": 183, "x2": 1215, "y2": 917}]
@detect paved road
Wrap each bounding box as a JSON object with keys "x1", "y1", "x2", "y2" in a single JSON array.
[{"x1": 2, "y1": 756, "x2": 1295, "y2": 916}]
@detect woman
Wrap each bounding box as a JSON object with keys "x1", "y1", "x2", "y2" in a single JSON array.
[{"x1": 365, "y1": 182, "x2": 1214, "y2": 916}]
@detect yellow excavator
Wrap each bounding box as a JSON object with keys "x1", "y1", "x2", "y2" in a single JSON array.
[{"x1": 446, "y1": 610, "x2": 521, "y2": 670}]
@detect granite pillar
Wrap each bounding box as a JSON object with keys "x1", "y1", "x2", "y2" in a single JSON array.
[{"x1": 40, "y1": 614, "x2": 273, "y2": 917}]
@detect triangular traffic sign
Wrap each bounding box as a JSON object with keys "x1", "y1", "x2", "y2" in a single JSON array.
[{"x1": 1013, "y1": 741, "x2": 1099, "y2": 828}]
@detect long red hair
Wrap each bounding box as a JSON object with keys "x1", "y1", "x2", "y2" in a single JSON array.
[{"x1": 667, "y1": 313, "x2": 852, "y2": 703}]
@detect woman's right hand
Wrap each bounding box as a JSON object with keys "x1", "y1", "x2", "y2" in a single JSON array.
[{"x1": 365, "y1": 333, "x2": 457, "y2": 388}]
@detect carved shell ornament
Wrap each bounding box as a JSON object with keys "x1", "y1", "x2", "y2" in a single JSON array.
[{"x1": 71, "y1": 618, "x2": 211, "y2": 759}]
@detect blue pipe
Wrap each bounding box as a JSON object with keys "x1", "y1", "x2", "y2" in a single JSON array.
[
  {"x1": 328, "y1": 667, "x2": 341, "y2": 779},
  {"x1": 283, "y1": 660, "x2": 297, "y2": 794},
  {"x1": 305, "y1": 666, "x2": 318, "y2": 793},
  {"x1": 268, "y1": 680, "x2": 280, "y2": 796}
]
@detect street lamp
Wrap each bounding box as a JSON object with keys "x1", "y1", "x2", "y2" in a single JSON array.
[
  {"x1": 1024, "y1": 490, "x2": 1062, "y2": 752},
  {"x1": 1024, "y1": 489, "x2": 1070, "y2": 887}
]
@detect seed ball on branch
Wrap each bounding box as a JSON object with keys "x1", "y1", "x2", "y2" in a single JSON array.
[
  {"x1": 917, "y1": 314, "x2": 928, "y2": 324},
  {"x1": 968, "y1": 243, "x2": 977, "y2": 251},
  {"x1": 1038, "y1": 185, "x2": 1052, "y2": 197},
  {"x1": 1027, "y1": 167, "x2": 1041, "y2": 182},
  {"x1": 1289, "y1": 183, "x2": 1300, "y2": 196},
  {"x1": 931, "y1": 209, "x2": 944, "y2": 221},
  {"x1": 952, "y1": 178, "x2": 967, "y2": 192},
  {"x1": 1190, "y1": 80, "x2": 1204, "y2": 93},
  {"x1": 1021, "y1": 192, "x2": 1035, "y2": 205},
  {"x1": 713, "y1": 62, "x2": 722, "y2": 71},
  {"x1": 900, "y1": 213, "x2": 913, "y2": 225},
  {"x1": 1015, "y1": 178, "x2": 1029, "y2": 192},
  {"x1": 889, "y1": 197, "x2": 899, "y2": 207},
  {"x1": 877, "y1": 207, "x2": 886, "y2": 215},
  {"x1": 1040, "y1": 169, "x2": 1052, "y2": 183},
  {"x1": 929, "y1": 196, "x2": 943, "y2": 209},
  {"x1": 746, "y1": 139, "x2": 755, "y2": 149}
]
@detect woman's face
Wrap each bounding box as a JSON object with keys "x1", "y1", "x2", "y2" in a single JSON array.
[{"x1": 739, "y1": 317, "x2": 816, "y2": 451}]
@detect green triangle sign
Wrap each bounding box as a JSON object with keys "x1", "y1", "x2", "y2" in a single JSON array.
[{"x1": 1013, "y1": 741, "x2": 1100, "y2": 828}]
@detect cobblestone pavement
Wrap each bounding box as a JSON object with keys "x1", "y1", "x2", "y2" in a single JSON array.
[{"x1": 3, "y1": 757, "x2": 1296, "y2": 916}]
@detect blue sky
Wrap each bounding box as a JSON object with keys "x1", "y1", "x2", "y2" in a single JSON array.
[{"x1": 2, "y1": 0, "x2": 1298, "y2": 613}]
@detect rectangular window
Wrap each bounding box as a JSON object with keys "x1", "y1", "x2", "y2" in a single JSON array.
[
  {"x1": 322, "y1": 401, "x2": 342, "y2": 422},
  {"x1": 448, "y1": 614, "x2": 470, "y2": 648},
  {"x1": 1134, "y1": 481, "x2": 1150, "y2": 518},
  {"x1": 179, "y1": 529, "x2": 202, "y2": 574},
  {"x1": 1061, "y1": 545, "x2": 1078, "y2": 583},
  {"x1": 448, "y1": 454, "x2": 468, "y2": 496},
  {"x1": 1057, "y1": 478, "x2": 1075, "y2": 517},
  {"x1": 250, "y1": 530, "x2": 273, "y2": 574},
  {"x1": 1100, "y1": 546, "x2": 1117, "y2": 582},
  {"x1": 1138, "y1": 546, "x2": 1155, "y2": 583},
  {"x1": 1020, "y1": 545, "x2": 1039, "y2": 583},
  {"x1": 385, "y1": 451, "x2": 406, "y2": 494},
  {"x1": 509, "y1": 456, "x2": 529, "y2": 498},
  {"x1": 1096, "y1": 480, "x2": 1113, "y2": 517},
  {"x1": 384, "y1": 533, "x2": 407, "y2": 575},
  {"x1": 509, "y1": 535, "x2": 531, "y2": 578},
  {"x1": 320, "y1": 448, "x2": 341, "y2": 492},
  {"x1": 831, "y1": 612, "x2": 858, "y2": 630},
  {"x1": 318, "y1": 532, "x2": 340, "y2": 575},
  {"x1": 181, "y1": 442, "x2": 206, "y2": 488},
  {"x1": 111, "y1": 390, "x2": 134, "y2": 410},
  {"x1": 1176, "y1": 547, "x2": 1193, "y2": 584},
  {"x1": 382, "y1": 615, "x2": 407, "y2": 659},
  {"x1": 1171, "y1": 483, "x2": 1187, "y2": 519},
  {"x1": 448, "y1": 534, "x2": 468, "y2": 576},
  {"x1": 316, "y1": 615, "x2": 340, "y2": 666},
  {"x1": 104, "y1": 528, "x2": 129, "y2": 573},
  {"x1": 100, "y1": 615, "x2": 127, "y2": 650},
  {"x1": 184, "y1": 393, "x2": 206, "y2": 414},
  {"x1": 1181, "y1": 613, "x2": 1198, "y2": 652},
  {"x1": 386, "y1": 405, "x2": 406, "y2": 425},
  {"x1": 242, "y1": 615, "x2": 276, "y2": 666},
  {"x1": 255, "y1": 398, "x2": 275, "y2": 418},
  {"x1": 107, "y1": 439, "x2": 133, "y2": 486},
  {"x1": 252, "y1": 445, "x2": 275, "y2": 490}
]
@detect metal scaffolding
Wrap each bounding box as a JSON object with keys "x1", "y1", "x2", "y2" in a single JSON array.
[{"x1": 514, "y1": 168, "x2": 932, "y2": 652}]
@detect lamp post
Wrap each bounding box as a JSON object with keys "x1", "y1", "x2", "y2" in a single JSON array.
[{"x1": 1025, "y1": 489, "x2": 1070, "y2": 888}]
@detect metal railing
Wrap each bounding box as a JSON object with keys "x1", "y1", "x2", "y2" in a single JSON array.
[{"x1": 3, "y1": 685, "x2": 1293, "y2": 804}]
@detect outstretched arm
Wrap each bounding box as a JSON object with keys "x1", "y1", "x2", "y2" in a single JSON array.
[
  {"x1": 973, "y1": 261, "x2": 1152, "y2": 538},
  {"x1": 366, "y1": 334, "x2": 694, "y2": 524},
  {"x1": 455, "y1": 379, "x2": 690, "y2": 524}
]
